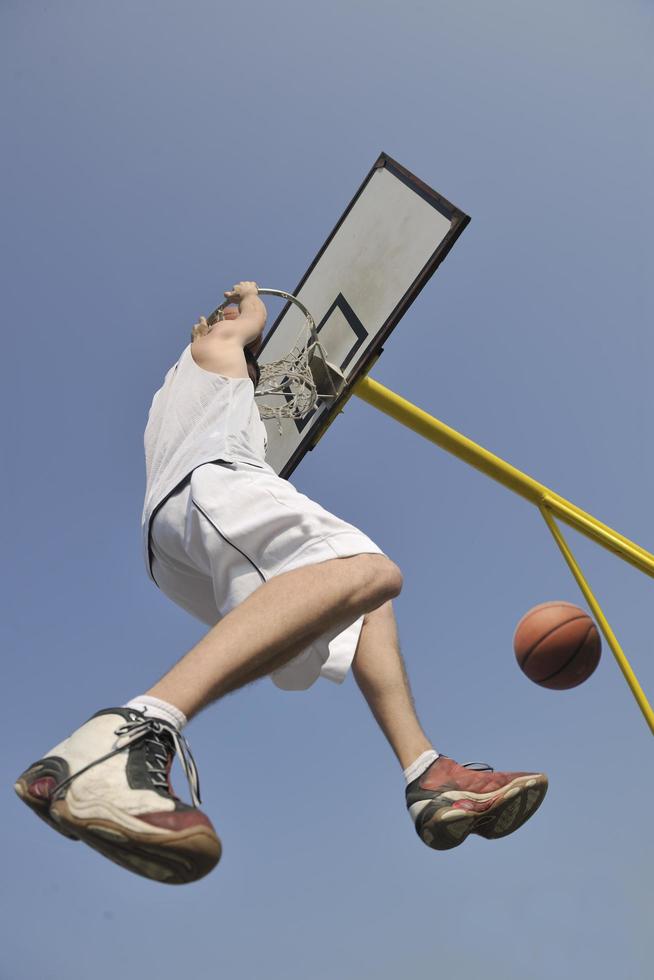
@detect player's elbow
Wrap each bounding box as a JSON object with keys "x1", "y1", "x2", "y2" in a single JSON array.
[{"x1": 230, "y1": 315, "x2": 266, "y2": 348}]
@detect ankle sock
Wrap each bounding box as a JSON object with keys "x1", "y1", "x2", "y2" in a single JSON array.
[
  {"x1": 403, "y1": 749, "x2": 439, "y2": 786},
  {"x1": 123, "y1": 695, "x2": 187, "y2": 731}
]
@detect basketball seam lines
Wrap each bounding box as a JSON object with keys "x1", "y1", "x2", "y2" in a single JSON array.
[
  {"x1": 534, "y1": 623, "x2": 596, "y2": 685},
  {"x1": 519, "y1": 615, "x2": 589, "y2": 669}
]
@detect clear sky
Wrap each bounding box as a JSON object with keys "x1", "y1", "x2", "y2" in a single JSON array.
[{"x1": 3, "y1": 2, "x2": 653, "y2": 978}]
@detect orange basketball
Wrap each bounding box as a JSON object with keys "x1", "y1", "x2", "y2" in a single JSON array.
[{"x1": 513, "y1": 601, "x2": 601, "y2": 690}]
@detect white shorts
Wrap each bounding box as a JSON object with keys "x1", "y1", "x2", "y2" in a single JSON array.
[{"x1": 149, "y1": 459, "x2": 385, "y2": 691}]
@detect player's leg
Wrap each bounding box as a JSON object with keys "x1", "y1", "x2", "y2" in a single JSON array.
[
  {"x1": 351, "y1": 602, "x2": 549, "y2": 851},
  {"x1": 147, "y1": 552, "x2": 402, "y2": 717},
  {"x1": 14, "y1": 553, "x2": 402, "y2": 883},
  {"x1": 351, "y1": 600, "x2": 432, "y2": 768}
]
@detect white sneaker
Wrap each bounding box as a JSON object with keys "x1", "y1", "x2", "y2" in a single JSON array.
[{"x1": 14, "y1": 707, "x2": 221, "y2": 884}]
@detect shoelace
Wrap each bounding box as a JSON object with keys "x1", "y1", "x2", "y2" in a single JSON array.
[
  {"x1": 115, "y1": 718, "x2": 201, "y2": 807},
  {"x1": 462, "y1": 762, "x2": 494, "y2": 772},
  {"x1": 53, "y1": 716, "x2": 202, "y2": 807}
]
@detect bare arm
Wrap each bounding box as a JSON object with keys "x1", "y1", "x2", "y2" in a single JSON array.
[
  {"x1": 190, "y1": 282, "x2": 266, "y2": 380},
  {"x1": 215, "y1": 281, "x2": 267, "y2": 347}
]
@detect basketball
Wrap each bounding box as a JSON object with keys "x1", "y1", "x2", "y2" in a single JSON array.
[{"x1": 513, "y1": 601, "x2": 601, "y2": 690}]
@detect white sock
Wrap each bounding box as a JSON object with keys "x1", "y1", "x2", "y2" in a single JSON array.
[
  {"x1": 403, "y1": 749, "x2": 439, "y2": 785},
  {"x1": 123, "y1": 695, "x2": 188, "y2": 731}
]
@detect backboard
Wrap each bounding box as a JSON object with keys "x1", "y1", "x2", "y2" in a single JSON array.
[{"x1": 259, "y1": 153, "x2": 470, "y2": 478}]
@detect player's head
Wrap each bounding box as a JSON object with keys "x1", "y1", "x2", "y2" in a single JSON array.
[
  {"x1": 244, "y1": 344, "x2": 261, "y2": 388},
  {"x1": 246, "y1": 329, "x2": 265, "y2": 357}
]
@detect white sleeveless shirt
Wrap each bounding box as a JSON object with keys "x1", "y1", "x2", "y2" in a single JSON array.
[{"x1": 141, "y1": 344, "x2": 268, "y2": 581}]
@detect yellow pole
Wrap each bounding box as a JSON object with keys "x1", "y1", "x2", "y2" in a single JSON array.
[
  {"x1": 538, "y1": 505, "x2": 654, "y2": 734},
  {"x1": 353, "y1": 373, "x2": 654, "y2": 734},
  {"x1": 354, "y1": 375, "x2": 654, "y2": 577}
]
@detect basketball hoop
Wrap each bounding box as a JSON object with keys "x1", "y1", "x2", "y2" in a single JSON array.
[{"x1": 205, "y1": 288, "x2": 346, "y2": 432}]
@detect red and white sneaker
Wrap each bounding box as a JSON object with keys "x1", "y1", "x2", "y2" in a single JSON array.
[
  {"x1": 14, "y1": 707, "x2": 221, "y2": 884},
  {"x1": 405, "y1": 756, "x2": 548, "y2": 850}
]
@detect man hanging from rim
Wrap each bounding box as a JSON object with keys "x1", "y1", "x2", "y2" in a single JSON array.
[{"x1": 15, "y1": 281, "x2": 548, "y2": 884}]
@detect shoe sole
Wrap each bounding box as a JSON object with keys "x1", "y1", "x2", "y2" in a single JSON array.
[
  {"x1": 416, "y1": 774, "x2": 548, "y2": 850},
  {"x1": 474, "y1": 775, "x2": 548, "y2": 839},
  {"x1": 50, "y1": 798, "x2": 222, "y2": 885}
]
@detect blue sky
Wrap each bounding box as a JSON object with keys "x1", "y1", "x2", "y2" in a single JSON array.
[{"x1": 3, "y1": 2, "x2": 653, "y2": 978}]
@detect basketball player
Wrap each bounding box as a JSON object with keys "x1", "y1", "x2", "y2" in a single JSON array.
[{"x1": 15, "y1": 281, "x2": 548, "y2": 884}]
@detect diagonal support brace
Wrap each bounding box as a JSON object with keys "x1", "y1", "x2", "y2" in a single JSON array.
[
  {"x1": 539, "y1": 505, "x2": 654, "y2": 734},
  {"x1": 353, "y1": 374, "x2": 654, "y2": 734}
]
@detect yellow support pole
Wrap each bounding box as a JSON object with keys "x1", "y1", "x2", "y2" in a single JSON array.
[
  {"x1": 539, "y1": 505, "x2": 654, "y2": 734},
  {"x1": 353, "y1": 374, "x2": 654, "y2": 734},
  {"x1": 354, "y1": 376, "x2": 654, "y2": 577}
]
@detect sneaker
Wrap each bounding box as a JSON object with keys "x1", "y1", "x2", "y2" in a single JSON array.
[
  {"x1": 406, "y1": 756, "x2": 548, "y2": 850},
  {"x1": 14, "y1": 708, "x2": 221, "y2": 884}
]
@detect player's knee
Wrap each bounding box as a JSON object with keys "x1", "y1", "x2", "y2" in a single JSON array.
[
  {"x1": 357, "y1": 554, "x2": 403, "y2": 600},
  {"x1": 381, "y1": 557, "x2": 404, "y2": 598}
]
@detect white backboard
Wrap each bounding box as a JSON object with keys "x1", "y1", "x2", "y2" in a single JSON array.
[{"x1": 259, "y1": 153, "x2": 470, "y2": 477}]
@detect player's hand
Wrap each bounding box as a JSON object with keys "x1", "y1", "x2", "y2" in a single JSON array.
[
  {"x1": 191, "y1": 306, "x2": 238, "y2": 340},
  {"x1": 224, "y1": 281, "x2": 259, "y2": 303},
  {"x1": 191, "y1": 316, "x2": 210, "y2": 339}
]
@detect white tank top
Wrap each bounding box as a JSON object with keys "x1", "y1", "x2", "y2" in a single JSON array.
[{"x1": 141, "y1": 344, "x2": 268, "y2": 580}]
